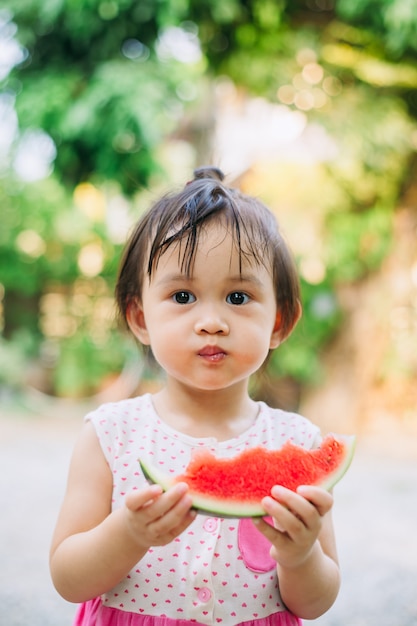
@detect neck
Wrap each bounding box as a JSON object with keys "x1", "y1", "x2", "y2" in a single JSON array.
[{"x1": 152, "y1": 381, "x2": 258, "y2": 441}]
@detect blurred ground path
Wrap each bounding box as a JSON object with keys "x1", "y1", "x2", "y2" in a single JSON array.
[
  {"x1": 1, "y1": 403, "x2": 417, "y2": 626},
  {"x1": 0, "y1": 405, "x2": 80, "y2": 626}
]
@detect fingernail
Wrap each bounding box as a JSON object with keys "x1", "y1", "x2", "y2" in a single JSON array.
[{"x1": 175, "y1": 482, "x2": 189, "y2": 494}]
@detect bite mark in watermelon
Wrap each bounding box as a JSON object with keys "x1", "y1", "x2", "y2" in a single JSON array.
[{"x1": 139, "y1": 433, "x2": 355, "y2": 518}]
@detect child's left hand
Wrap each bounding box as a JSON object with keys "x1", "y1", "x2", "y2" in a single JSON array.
[{"x1": 254, "y1": 485, "x2": 334, "y2": 570}]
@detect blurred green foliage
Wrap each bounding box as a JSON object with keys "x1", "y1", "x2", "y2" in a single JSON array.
[
  {"x1": 336, "y1": 0, "x2": 417, "y2": 57},
  {"x1": 1, "y1": 0, "x2": 417, "y2": 397},
  {"x1": 270, "y1": 278, "x2": 342, "y2": 384}
]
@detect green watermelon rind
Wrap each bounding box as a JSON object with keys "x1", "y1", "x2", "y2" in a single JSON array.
[{"x1": 139, "y1": 433, "x2": 356, "y2": 518}]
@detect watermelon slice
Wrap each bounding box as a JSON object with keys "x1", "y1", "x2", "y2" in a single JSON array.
[{"x1": 139, "y1": 433, "x2": 355, "y2": 518}]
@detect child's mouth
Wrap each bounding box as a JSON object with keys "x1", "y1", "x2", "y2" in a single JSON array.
[{"x1": 198, "y1": 346, "x2": 227, "y2": 362}]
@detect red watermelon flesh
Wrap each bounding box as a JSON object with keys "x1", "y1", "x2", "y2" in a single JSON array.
[{"x1": 139, "y1": 433, "x2": 355, "y2": 518}]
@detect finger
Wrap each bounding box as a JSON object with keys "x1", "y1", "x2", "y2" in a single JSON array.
[
  {"x1": 149, "y1": 496, "x2": 196, "y2": 539},
  {"x1": 253, "y1": 516, "x2": 285, "y2": 539},
  {"x1": 261, "y1": 487, "x2": 322, "y2": 537},
  {"x1": 262, "y1": 494, "x2": 307, "y2": 534},
  {"x1": 270, "y1": 485, "x2": 333, "y2": 520},
  {"x1": 125, "y1": 484, "x2": 163, "y2": 512},
  {"x1": 144, "y1": 491, "x2": 196, "y2": 543},
  {"x1": 296, "y1": 485, "x2": 334, "y2": 517},
  {"x1": 143, "y1": 483, "x2": 191, "y2": 521}
]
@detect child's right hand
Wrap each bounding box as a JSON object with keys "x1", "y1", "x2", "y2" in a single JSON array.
[
  {"x1": 51, "y1": 422, "x2": 196, "y2": 604},
  {"x1": 124, "y1": 483, "x2": 196, "y2": 550}
]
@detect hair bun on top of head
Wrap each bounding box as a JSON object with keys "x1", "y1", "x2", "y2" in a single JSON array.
[{"x1": 192, "y1": 166, "x2": 225, "y2": 183}]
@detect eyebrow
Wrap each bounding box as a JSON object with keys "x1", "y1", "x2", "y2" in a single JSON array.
[
  {"x1": 228, "y1": 273, "x2": 266, "y2": 289},
  {"x1": 153, "y1": 272, "x2": 266, "y2": 289},
  {"x1": 152, "y1": 273, "x2": 193, "y2": 289}
]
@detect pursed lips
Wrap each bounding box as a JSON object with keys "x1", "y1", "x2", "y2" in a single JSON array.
[{"x1": 198, "y1": 345, "x2": 227, "y2": 362}]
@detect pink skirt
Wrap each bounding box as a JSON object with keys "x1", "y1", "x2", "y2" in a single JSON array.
[{"x1": 73, "y1": 598, "x2": 302, "y2": 626}]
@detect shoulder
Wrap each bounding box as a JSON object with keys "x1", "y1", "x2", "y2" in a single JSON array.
[
  {"x1": 83, "y1": 394, "x2": 157, "y2": 462},
  {"x1": 85, "y1": 393, "x2": 154, "y2": 429}
]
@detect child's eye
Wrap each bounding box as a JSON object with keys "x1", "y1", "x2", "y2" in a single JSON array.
[
  {"x1": 173, "y1": 291, "x2": 196, "y2": 304},
  {"x1": 226, "y1": 292, "x2": 250, "y2": 305}
]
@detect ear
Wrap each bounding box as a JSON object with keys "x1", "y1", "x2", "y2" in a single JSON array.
[
  {"x1": 126, "y1": 299, "x2": 151, "y2": 346},
  {"x1": 269, "y1": 300, "x2": 302, "y2": 349}
]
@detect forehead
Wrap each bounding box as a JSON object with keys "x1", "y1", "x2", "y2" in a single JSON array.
[{"x1": 155, "y1": 222, "x2": 270, "y2": 275}]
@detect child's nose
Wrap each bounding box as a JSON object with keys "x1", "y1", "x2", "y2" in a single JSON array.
[{"x1": 194, "y1": 307, "x2": 229, "y2": 335}]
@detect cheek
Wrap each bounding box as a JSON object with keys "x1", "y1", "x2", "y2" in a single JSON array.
[
  {"x1": 238, "y1": 333, "x2": 271, "y2": 363},
  {"x1": 146, "y1": 318, "x2": 183, "y2": 355}
]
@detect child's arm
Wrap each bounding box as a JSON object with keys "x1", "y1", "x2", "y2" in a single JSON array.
[
  {"x1": 254, "y1": 485, "x2": 340, "y2": 620},
  {"x1": 50, "y1": 421, "x2": 195, "y2": 603}
]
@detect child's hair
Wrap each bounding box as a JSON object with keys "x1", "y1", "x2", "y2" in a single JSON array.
[{"x1": 116, "y1": 166, "x2": 300, "y2": 338}]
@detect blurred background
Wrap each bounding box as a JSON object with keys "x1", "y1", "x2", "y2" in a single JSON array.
[{"x1": 0, "y1": 1, "x2": 416, "y2": 625}]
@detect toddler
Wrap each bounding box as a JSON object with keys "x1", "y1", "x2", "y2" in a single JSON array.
[{"x1": 50, "y1": 167, "x2": 340, "y2": 625}]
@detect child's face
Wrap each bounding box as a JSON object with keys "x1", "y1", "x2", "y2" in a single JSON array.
[{"x1": 128, "y1": 223, "x2": 282, "y2": 393}]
